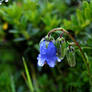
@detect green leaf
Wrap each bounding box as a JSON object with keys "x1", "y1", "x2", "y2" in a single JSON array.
[
  {"x1": 76, "y1": 9, "x2": 84, "y2": 26},
  {"x1": 10, "y1": 76, "x2": 16, "y2": 92},
  {"x1": 82, "y1": 1, "x2": 91, "y2": 20},
  {"x1": 23, "y1": 57, "x2": 34, "y2": 92}
]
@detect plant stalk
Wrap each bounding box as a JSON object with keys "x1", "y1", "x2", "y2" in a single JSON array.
[{"x1": 48, "y1": 28, "x2": 92, "y2": 84}]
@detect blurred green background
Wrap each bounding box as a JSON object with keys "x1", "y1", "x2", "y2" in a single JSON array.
[{"x1": 0, "y1": 0, "x2": 92, "y2": 92}]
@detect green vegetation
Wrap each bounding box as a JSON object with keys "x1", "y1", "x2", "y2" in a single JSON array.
[{"x1": 0, "y1": 0, "x2": 92, "y2": 92}]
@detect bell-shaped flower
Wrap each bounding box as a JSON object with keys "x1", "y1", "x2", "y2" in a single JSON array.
[{"x1": 37, "y1": 40, "x2": 61, "y2": 67}]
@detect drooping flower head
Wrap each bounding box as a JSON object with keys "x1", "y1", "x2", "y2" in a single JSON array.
[
  {"x1": 37, "y1": 28, "x2": 76, "y2": 68},
  {"x1": 37, "y1": 36, "x2": 61, "y2": 67}
]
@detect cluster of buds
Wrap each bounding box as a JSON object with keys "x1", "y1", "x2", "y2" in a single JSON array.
[{"x1": 37, "y1": 33, "x2": 76, "y2": 68}]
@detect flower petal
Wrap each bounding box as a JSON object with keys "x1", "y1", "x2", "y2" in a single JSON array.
[
  {"x1": 37, "y1": 54, "x2": 46, "y2": 66},
  {"x1": 46, "y1": 41, "x2": 57, "y2": 67},
  {"x1": 40, "y1": 40, "x2": 47, "y2": 55},
  {"x1": 47, "y1": 41, "x2": 56, "y2": 57},
  {"x1": 47, "y1": 57, "x2": 57, "y2": 67}
]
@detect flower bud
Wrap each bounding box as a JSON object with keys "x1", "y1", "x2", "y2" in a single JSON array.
[
  {"x1": 45, "y1": 35, "x2": 54, "y2": 41},
  {"x1": 66, "y1": 46, "x2": 76, "y2": 67},
  {"x1": 56, "y1": 37, "x2": 67, "y2": 60}
]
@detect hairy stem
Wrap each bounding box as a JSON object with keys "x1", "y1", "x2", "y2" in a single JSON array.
[{"x1": 48, "y1": 28, "x2": 92, "y2": 81}]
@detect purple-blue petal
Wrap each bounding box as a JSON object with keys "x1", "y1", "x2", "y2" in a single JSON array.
[
  {"x1": 46, "y1": 41, "x2": 56, "y2": 57},
  {"x1": 47, "y1": 57, "x2": 57, "y2": 67},
  {"x1": 40, "y1": 40, "x2": 47, "y2": 55},
  {"x1": 37, "y1": 54, "x2": 46, "y2": 66},
  {"x1": 46, "y1": 41, "x2": 57, "y2": 67},
  {"x1": 37, "y1": 40, "x2": 60, "y2": 67}
]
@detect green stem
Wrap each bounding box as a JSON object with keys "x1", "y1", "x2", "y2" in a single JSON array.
[{"x1": 48, "y1": 28, "x2": 92, "y2": 83}]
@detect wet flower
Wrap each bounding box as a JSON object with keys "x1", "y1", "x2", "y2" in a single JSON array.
[{"x1": 37, "y1": 40, "x2": 61, "y2": 67}]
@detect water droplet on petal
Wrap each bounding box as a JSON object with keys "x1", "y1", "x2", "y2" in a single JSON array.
[{"x1": 57, "y1": 57, "x2": 61, "y2": 62}]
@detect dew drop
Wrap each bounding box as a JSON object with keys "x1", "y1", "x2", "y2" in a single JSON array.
[{"x1": 57, "y1": 57, "x2": 61, "y2": 62}]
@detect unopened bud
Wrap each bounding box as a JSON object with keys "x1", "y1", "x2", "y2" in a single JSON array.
[
  {"x1": 66, "y1": 46, "x2": 76, "y2": 67},
  {"x1": 56, "y1": 37, "x2": 67, "y2": 60}
]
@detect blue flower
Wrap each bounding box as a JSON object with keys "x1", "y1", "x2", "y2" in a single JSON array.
[{"x1": 37, "y1": 40, "x2": 61, "y2": 67}]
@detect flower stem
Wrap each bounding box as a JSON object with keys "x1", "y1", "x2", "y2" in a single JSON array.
[{"x1": 48, "y1": 28, "x2": 92, "y2": 84}]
